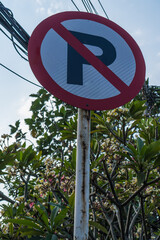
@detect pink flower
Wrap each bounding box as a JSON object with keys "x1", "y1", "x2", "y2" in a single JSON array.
[
  {"x1": 61, "y1": 175, "x2": 65, "y2": 180},
  {"x1": 29, "y1": 202, "x2": 34, "y2": 208},
  {"x1": 63, "y1": 188, "x2": 67, "y2": 192},
  {"x1": 49, "y1": 178, "x2": 52, "y2": 183}
]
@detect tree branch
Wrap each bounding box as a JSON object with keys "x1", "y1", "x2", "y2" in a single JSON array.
[
  {"x1": 105, "y1": 122, "x2": 124, "y2": 144},
  {"x1": 125, "y1": 203, "x2": 132, "y2": 236},
  {"x1": 140, "y1": 195, "x2": 148, "y2": 240},
  {"x1": 102, "y1": 160, "x2": 120, "y2": 206},
  {"x1": 91, "y1": 180, "x2": 118, "y2": 206},
  {"x1": 0, "y1": 191, "x2": 15, "y2": 204},
  {"x1": 98, "y1": 195, "x2": 117, "y2": 240},
  {"x1": 122, "y1": 176, "x2": 160, "y2": 207},
  {"x1": 128, "y1": 204, "x2": 141, "y2": 236}
]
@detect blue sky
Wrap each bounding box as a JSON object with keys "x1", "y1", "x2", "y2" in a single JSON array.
[{"x1": 0, "y1": 0, "x2": 160, "y2": 136}]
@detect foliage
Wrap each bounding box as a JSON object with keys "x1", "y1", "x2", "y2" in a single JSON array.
[{"x1": 0, "y1": 88, "x2": 160, "y2": 239}]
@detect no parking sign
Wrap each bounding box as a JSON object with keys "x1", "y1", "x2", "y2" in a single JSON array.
[
  {"x1": 28, "y1": 11, "x2": 146, "y2": 239},
  {"x1": 28, "y1": 11, "x2": 145, "y2": 110}
]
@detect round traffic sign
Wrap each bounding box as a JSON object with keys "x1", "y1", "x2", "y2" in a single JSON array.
[{"x1": 28, "y1": 11, "x2": 145, "y2": 110}]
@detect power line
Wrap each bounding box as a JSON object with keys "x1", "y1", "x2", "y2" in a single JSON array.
[
  {"x1": 0, "y1": 27, "x2": 27, "y2": 55},
  {"x1": 0, "y1": 63, "x2": 42, "y2": 88},
  {"x1": 11, "y1": 35, "x2": 29, "y2": 61},
  {"x1": 97, "y1": 0, "x2": 109, "y2": 19},
  {"x1": 84, "y1": 0, "x2": 93, "y2": 13},
  {"x1": 70, "y1": 0, "x2": 80, "y2": 11},
  {"x1": 0, "y1": 2, "x2": 30, "y2": 57},
  {"x1": 70, "y1": 0, "x2": 109, "y2": 19},
  {"x1": 81, "y1": 0, "x2": 89, "y2": 12},
  {"x1": 0, "y1": 27, "x2": 28, "y2": 61},
  {"x1": 87, "y1": 0, "x2": 99, "y2": 14}
]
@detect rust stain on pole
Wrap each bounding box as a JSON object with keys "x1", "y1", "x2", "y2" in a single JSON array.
[
  {"x1": 82, "y1": 140, "x2": 87, "y2": 225},
  {"x1": 74, "y1": 109, "x2": 90, "y2": 240}
]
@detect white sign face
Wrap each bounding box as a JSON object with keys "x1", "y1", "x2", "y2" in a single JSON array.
[{"x1": 28, "y1": 12, "x2": 145, "y2": 110}]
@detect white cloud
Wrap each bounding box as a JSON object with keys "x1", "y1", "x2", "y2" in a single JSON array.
[
  {"x1": 35, "y1": 0, "x2": 65, "y2": 16},
  {"x1": 16, "y1": 98, "x2": 33, "y2": 138},
  {"x1": 131, "y1": 28, "x2": 145, "y2": 47},
  {"x1": 132, "y1": 28, "x2": 143, "y2": 37},
  {"x1": 36, "y1": 7, "x2": 45, "y2": 14},
  {"x1": 47, "y1": 6, "x2": 54, "y2": 16},
  {"x1": 157, "y1": 52, "x2": 160, "y2": 57},
  {"x1": 36, "y1": 0, "x2": 45, "y2": 5},
  {"x1": 17, "y1": 98, "x2": 32, "y2": 119},
  {"x1": 47, "y1": 2, "x2": 64, "y2": 16}
]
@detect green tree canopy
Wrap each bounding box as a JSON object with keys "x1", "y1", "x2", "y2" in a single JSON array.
[{"x1": 0, "y1": 88, "x2": 160, "y2": 239}]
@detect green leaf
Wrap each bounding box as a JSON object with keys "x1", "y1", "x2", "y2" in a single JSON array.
[
  {"x1": 60, "y1": 106, "x2": 66, "y2": 115},
  {"x1": 51, "y1": 235, "x2": 58, "y2": 240},
  {"x1": 35, "y1": 204, "x2": 49, "y2": 230},
  {"x1": 29, "y1": 237, "x2": 44, "y2": 240},
  {"x1": 17, "y1": 151, "x2": 23, "y2": 162},
  {"x1": 0, "y1": 179, "x2": 5, "y2": 184},
  {"x1": 125, "y1": 144, "x2": 137, "y2": 158},
  {"x1": 22, "y1": 146, "x2": 35, "y2": 164},
  {"x1": 129, "y1": 100, "x2": 146, "y2": 119},
  {"x1": 45, "y1": 233, "x2": 58, "y2": 240},
  {"x1": 15, "y1": 120, "x2": 20, "y2": 128},
  {"x1": 50, "y1": 206, "x2": 59, "y2": 228},
  {"x1": 153, "y1": 155, "x2": 160, "y2": 167},
  {"x1": 89, "y1": 221, "x2": 108, "y2": 234},
  {"x1": 157, "y1": 209, "x2": 160, "y2": 217},
  {"x1": 137, "y1": 137, "x2": 144, "y2": 154},
  {"x1": 71, "y1": 148, "x2": 76, "y2": 170},
  {"x1": 91, "y1": 138, "x2": 99, "y2": 153},
  {"x1": 68, "y1": 191, "x2": 75, "y2": 214},
  {"x1": 54, "y1": 208, "x2": 68, "y2": 228},
  {"x1": 115, "y1": 151, "x2": 133, "y2": 162},
  {"x1": 137, "y1": 172, "x2": 145, "y2": 185},
  {"x1": 25, "y1": 118, "x2": 33, "y2": 126},
  {"x1": 144, "y1": 140, "x2": 160, "y2": 161},
  {"x1": 90, "y1": 154, "x2": 105, "y2": 169},
  {"x1": 93, "y1": 113, "x2": 105, "y2": 124},
  {"x1": 4, "y1": 219, "x2": 42, "y2": 230},
  {"x1": 0, "y1": 157, "x2": 14, "y2": 170},
  {"x1": 124, "y1": 163, "x2": 138, "y2": 172},
  {"x1": 20, "y1": 228, "x2": 44, "y2": 238},
  {"x1": 9, "y1": 222, "x2": 13, "y2": 236},
  {"x1": 48, "y1": 202, "x2": 65, "y2": 209},
  {"x1": 30, "y1": 93, "x2": 38, "y2": 98},
  {"x1": 139, "y1": 145, "x2": 147, "y2": 160}
]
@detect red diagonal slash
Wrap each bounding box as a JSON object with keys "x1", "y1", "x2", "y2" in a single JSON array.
[{"x1": 53, "y1": 22, "x2": 129, "y2": 93}]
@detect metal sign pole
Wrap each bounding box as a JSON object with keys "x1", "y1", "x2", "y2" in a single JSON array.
[{"x1": 74, "y1": 108, "x2": 91, "y2": 240}]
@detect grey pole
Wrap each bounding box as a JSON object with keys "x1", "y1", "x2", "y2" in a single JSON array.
[{"x1": 74, "y1": 108, "x2": 91, "y2": 240}]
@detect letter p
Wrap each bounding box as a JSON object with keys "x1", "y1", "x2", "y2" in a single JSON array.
[{"x1": 67, "y1": 31, "x2": 116, "y2": 85}]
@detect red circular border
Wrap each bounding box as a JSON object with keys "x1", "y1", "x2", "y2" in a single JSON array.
[{"x1": 28, "y1": 11, "x2": 145, "y2": 110}]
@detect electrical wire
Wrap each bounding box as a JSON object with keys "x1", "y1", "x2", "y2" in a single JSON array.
[
  {"x1": 97, "y1": 0, "x2": 109, "y2": 19},
  {"x1": 70, "y1": 0, "x2": 109, "y2": 19},
  {"x1": 0, "y1": 28, "x2": 27, "y2": 55},
  {"x1": 11, "y1": 35, "x2": 29, "y2": 61},
  {"x1": 84, "y1": 0, "x2": 93, "y2": 13},
  {"x1": 0, "y1": 3, "x2": 13, "y2": 17},
  {"x1": 0, "y1": 3, "x2": 29, "y2": 60},
  {"x1": 87, "y1": 0, "x2": 99, "y2": 15},
  {"x1": 81, "y1": 0, "x2": 89, "y2": 12},
  {"x1": 0, "y1": 63, "x2": 42, "y2": 88},
  {"x1": 70, "y1": 0, "x2": 80, "y2": 11},
  {"x1": 9, "y1": 8, "x2": 29, "y2": 61},
  {"x1": 0, "y1": 27, "x2": 28, "y2": 61}
]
